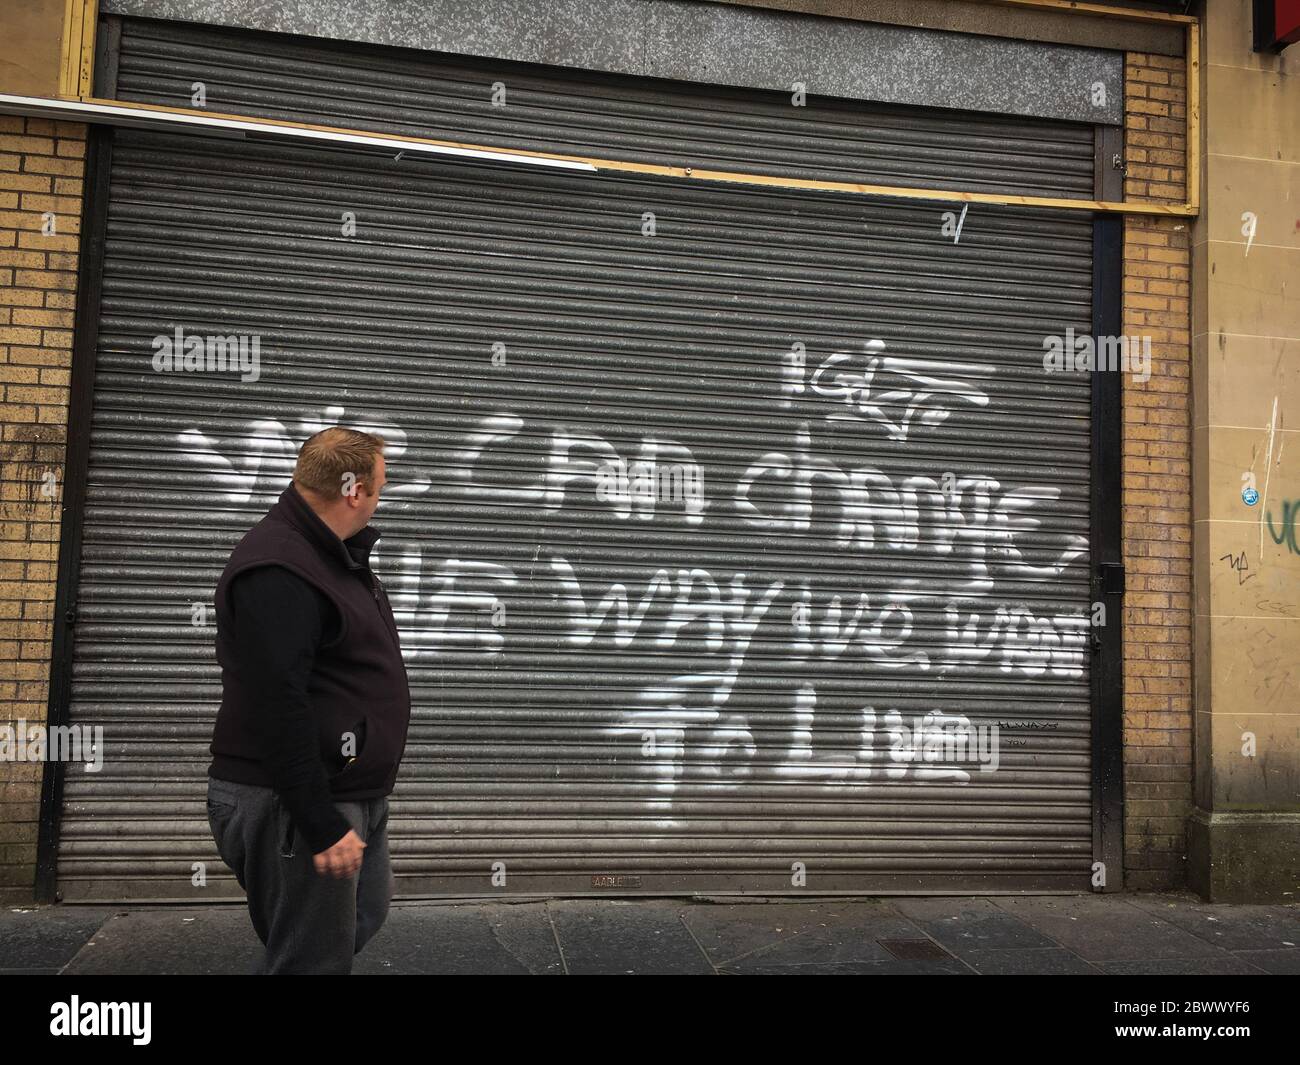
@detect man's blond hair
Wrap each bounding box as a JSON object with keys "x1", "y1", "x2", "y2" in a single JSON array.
[{"x1": 293, "y1": 426, "x2": 386, "y2": 498}]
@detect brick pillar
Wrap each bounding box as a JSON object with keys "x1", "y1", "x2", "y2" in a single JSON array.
[
  {"x1": 0, "y1": 116, "x2": 86, "y2": 905},
  {"x1": 1119, "y1": 53, "x2": 1193, "y2": 891}
]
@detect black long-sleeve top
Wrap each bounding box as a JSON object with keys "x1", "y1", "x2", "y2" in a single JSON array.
[{"x1": 228, "y1": 565, "x2": 354, "y2": 854}]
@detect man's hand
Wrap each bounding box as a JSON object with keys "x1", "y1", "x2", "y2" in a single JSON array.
[{"x1": 314, "y1": 829, "x2": 366, "y2": 878}]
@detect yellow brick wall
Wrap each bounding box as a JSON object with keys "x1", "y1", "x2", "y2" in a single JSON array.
[
  {"x1": 0, "y1": 116, "x2": 85, "y2": 905},
  {"x1": 1120, "y1": 52, "x2": 1193, "y2": 891}
]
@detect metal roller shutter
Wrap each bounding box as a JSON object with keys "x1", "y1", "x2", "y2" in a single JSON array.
[
  {"x1": 56, "y1": 19, "x2": 1095, "y2": 900},
  {"x1": 110, "y1": 17, "x2": 1099, "y2": 199}
]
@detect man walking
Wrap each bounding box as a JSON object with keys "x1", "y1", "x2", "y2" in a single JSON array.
[{"x1": 205, "y1": 426, "x2": 411, "y2": 974}]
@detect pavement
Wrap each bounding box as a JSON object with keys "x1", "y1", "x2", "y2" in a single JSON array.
[{"x1": 3, "y1": 892, "x2": 1298, "y2": 975}]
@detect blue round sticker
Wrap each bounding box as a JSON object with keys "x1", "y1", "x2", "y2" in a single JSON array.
[{"x1": 1242, "y1": 487, "x2": 1259, "y2": 506}]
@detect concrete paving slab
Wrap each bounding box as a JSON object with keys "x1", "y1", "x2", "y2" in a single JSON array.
[
  {"x1": 0, "y1": 906, "x2": 111, "y2": 972},
  {"x1": 353, "y1": 902, "x2": 563, "y2": 975},
  {"x1": 678, "y1": 899, "x2": 895, "y2": 967},
  {"x1": 1230, "y1": 949, "x2": 1300, "y2": 975},
  {"x1": 1122, "y1": 893, "x2": 1300, "y2": 952},
  {"x1": 546, "y1": 899, "x2": 713, "y2": 974},
  {"x1": 1099, "y1": 956, "x2": 1270, "y2": 975},
  {"x1": 708, "y1": 904, "x2": 940, "y2": 967},
  {"x1": 891, "y1": 897, "x2": 1061, "y2": 952},
  {"x1": 989, "y1": 895, "x2": 1232, "y2": 962},
  {"x1": 722, "y1": 958, "x2": 971, "y2": 975},
  {"x1": 961, "y1": 947, "x2": 1100, "y2": 975},
  {"x1": 60, "y1": 906, "x2": 261, "y2": 975}
]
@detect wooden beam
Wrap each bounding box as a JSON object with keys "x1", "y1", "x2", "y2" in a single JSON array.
[
  {"x1": 1186, "y1": 19, "x2": 1201, "y2": 212},
  {"x1": 76, "y1": 1, "x2": 98, "y2": 98},
  {"x1": 57, "y1": 0, "x2": 79, "y2": 98},
  {"x1": 971, "y1": 0, "x2": 1197, "y2": 24},
  {"x1": 58, "y1": 0, "x2": 97, "y2": 99},
  {"x1": 0, "y1": 92, "x2": 1199, "y2": 217}
]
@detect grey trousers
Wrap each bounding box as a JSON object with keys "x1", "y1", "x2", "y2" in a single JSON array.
[{"x1": 206, "y1": 775, "x2": 394, "y2": 975}]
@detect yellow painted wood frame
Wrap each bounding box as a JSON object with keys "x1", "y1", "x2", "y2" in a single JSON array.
[{"x1": 58, "y1": 0, "x2": 97, "y2": 99}]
